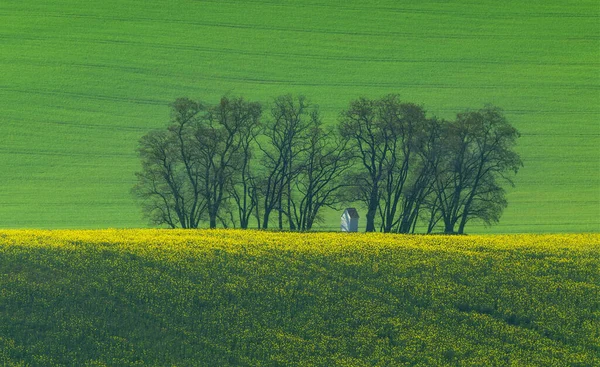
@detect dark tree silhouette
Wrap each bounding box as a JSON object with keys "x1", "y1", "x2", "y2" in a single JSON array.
[
  {"x1": 219, "y1": 98, "x2": 262, "y2": 229},
  {"x1": 133, "y1": 96, "x2": 261, "y2": 229},
  {"x1": 133, "y1": 98, "x2": 205, "y2": 228},
  {"x1": 340, "y1": 95, "x2": 433, "y2": 233},
  {"x1": 376, "y1": 97, "x2": 428, "y2": 233},
  {"x1": 289, "y1": 110, "x2": 354, "y2": 231},
  {"x1": 257, "y1": 95, "x2": 311, "y2": 229},
  {"x1": 395, "y1": 117, "x2": 445, "y2": 233},
  {"x1": 433, "y1": 105, "x2": 522, "y2": 234},
  {"x1": 339, "y1": 97, "x2": 385, "y2": 232},
  {"x1": 202, "y1": 96, "x2": 262, "y2": 228},
  {"x1": 134, "y1": 95, "x2": 521, "y2": 233}
]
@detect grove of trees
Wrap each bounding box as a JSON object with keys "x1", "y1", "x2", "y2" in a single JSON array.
[{"x1": 133, "y1": 94, "x2": 522, "y2": 233}]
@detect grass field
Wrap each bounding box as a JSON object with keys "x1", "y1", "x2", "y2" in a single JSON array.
[
  {"x1": 0, "y1": 230, "x2": 598, "y2": 365},
  {"x1": 0, "y1": 0, "x2": 598, "y2": 231}
]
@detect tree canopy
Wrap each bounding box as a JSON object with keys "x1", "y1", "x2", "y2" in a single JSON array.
[{"x1": 134, "y1": 95, "x2": 522, "y2": 233}]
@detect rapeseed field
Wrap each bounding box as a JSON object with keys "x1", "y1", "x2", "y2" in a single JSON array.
[{"x1": 1, "y1": 230, "x2": 598, "y2": 366}]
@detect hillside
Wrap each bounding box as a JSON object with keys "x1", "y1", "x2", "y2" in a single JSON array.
[
  {"x1": 1, "y1": 230, "x2": 598, "y2": 365},
  {"x1": 0, "y1": 0, "x2": 598, "y2": 231}
]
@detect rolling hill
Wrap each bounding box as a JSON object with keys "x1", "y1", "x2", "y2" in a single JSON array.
[
  {"x1": 0, "y1": 0, "x2": 598, "y2": 231},
  {"x1": 1, "y1": 230, "x2": 598, "y2": 365}
]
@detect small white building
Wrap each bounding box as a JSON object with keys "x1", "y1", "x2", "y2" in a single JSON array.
[{"x1": 341, "y1": 208, "x2": 359, "y2": 232}]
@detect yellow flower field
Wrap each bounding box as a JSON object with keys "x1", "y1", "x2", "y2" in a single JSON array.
[
  {"x1": 2, "y1": 228, "x2": 598, "y2": 254},
  {"x1": 1, "y1": 230, "x2": 598, "y2": 366}
]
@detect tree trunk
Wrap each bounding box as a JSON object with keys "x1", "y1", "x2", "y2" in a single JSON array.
[
  {"x1": 262, "y1": 210, "x2": 270, "y2": 229},
  {"x1": 254, "y1": 194, "x2": 261, "y2": 229},
  {"x1": 365, "y1": 210, "x2": 376, "y2": 232},
  {"x1": 287, "y1": 181, "x2": 296, "y2": 231},
  {"x1": 365, "y1": 187, "x2": 378, "y2": 232},
  {"x1": 457, "y1": 212, "x2": 468, "y2": 234},
  {"x1": 444, "y1": 220, "x2": 455, "y2": 234},
  {"x1": 278, "y1": 206, "x2": 283, "y2": 229}
]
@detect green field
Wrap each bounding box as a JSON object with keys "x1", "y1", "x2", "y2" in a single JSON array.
[
  {"x1": 0, "y1": 0, "x2": 598, "y2": 231},
  {"x1": 1, "y1": 230, "x2": 598, "y2": 365}
]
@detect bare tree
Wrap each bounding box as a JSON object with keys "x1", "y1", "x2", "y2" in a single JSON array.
[
  {"x1": 339, "y1": 97, "x2": 386, "y2": 232},
  {"x1": 395, "y1": 117, "x2": 445, "y2": 233},
  {"x1": 257, "y1": 95, "x2": 310, "y2": 229},
  {"x1": 289, "y1": 110, "x2": 354, "y2": 231},
  {"x1": 340, "y1": 95, "x2": 431, "y2": 233},
  {"x1": 398, "y1": 117, "x2": 446, "y2": 234},
  {"x1": 433, "y1": 105, "x2": 522, "y2": 234},
  {"x1": 222, "y1": 98, "x2": 262, "y2": 229},
  {"x1": 376, "y1": 97, "x2": 428, "y2": 233},
  {"x1": 135, "y1": 96, "x2": 521, "y2": 233},
  {"x1": 133, "y1": 96, "x2": 261, "y2": 229},
  {"x1": 168, "y1": 98, "x2": 207, "y2": 228},
  {"x1": 197, "y1": 96, "x2": 262, "y2": 228},
  {"x1": 133, "y1": 98, "x2": 206, "y2": 228}
]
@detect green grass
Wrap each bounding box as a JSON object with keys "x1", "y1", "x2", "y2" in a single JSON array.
[
  {"x1": 0, "y1": 0, "x2": 598, "y2": 231},
  {"x1": 0, "y1": 230, "x2": 598, "y2": 366}
]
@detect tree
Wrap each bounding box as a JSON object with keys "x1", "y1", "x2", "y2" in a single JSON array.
[
  {"x1": 288, "y1": 110, "x2": 354, "y2": 231},
  {"x1": 395, "y1": 117, "x2": 445, "y2": 233},
  {"x1": 200, "y1": 96, "x2": 262, "y2": 228},
  {"x1": 411, "y1": 117, "x2": 447, "y2": 234},
  {"x1": 433, "y1": 105, "x2": 522, "y2": 234},
  {"x1": 339, "y1": 97, "x2": 386, "y2": 232},
  {"x1": 257, "y1": 95, "x2": 311, "y2": 229},
  {"x1": 339, "y1": 95, "x2": 431, "y2": 233},
  {"x1": 219, "y1": 97, "x2": 262, "y2": 229},
  {"x1": 133, "y1": 98, "x2": 206, "y2": 228},
  {"x1": 133, "y1": 96, "x2": 261, "y2": 229},
  {"x1": 376, "y1": 96, "x2": 428, "y2": 233},
  {"x1": 135, "y1": 95, "x2": 521, "y2": 233}
]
